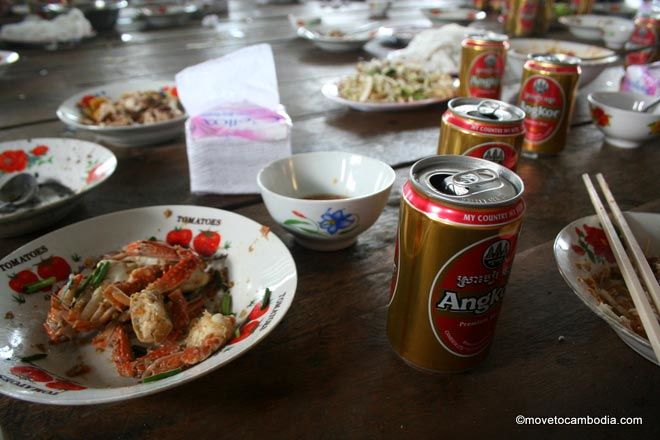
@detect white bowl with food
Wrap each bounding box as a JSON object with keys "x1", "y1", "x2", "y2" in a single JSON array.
[
  {"x1": 587, "y1": 91, "x2": 660, "y2": 149},
  {"x1": 507, "y1": 38, "x2": 618, "y2": 87},
  {"x1": 421, "y1": 8, "x2": 486, "y2": 25},
  {"x1": 57, "y1": 79, "x2": 186, "y2": 148},
  {"x1": 0, "y1": 50, "x2": 19, "y2": 77},
  {"x1": 139, "y1": 3, "x2": 198, "y2": 28},
  {"x1": 0, "y1": 138, "x2": 117, "y2": 237},
  {"x1": 258, "y1": 152, "x2": 395, "y2": 251},
  {"x1": 554, "y1": 212, "x2": 660, "y2": 365},
  {"x1": 322, "y1": 59, "x2": 457, "y2": 112},
  {"x1": 295, "y1": 22, "x2": 380, "y2": 53},
  {"x1": 558, "y1": 14, "x2": 632, "y2": 43},
  {"x1": 0, "y1": 205, "x2": 297, "y2": 404}
]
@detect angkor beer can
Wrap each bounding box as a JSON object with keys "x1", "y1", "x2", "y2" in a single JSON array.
[
  {"x1": 625, "y1": 13, "x2": 660, "y2": 67},
  {"x1": 387, "y1": 156, "x2": 525, "y2": 373},
  {"x1": 438, "y1": 98, "x2": 526, "y2": 170},
  {"x1": 501, "y1": 0, "x2": 540, "y2": 37},
  {"x1": 570, "y1": 0, "x2": 593, "y2": 14},
  {"x1": 517, "y1": 53, "x2": 581, "y2": 156},
  {"x1": 458, "y1": 33, "x2": 509, "y2": 99}
]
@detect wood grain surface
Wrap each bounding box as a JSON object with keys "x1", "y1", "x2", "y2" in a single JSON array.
[{"x1": 0, "y1": 1, "x2": 659, "y2": 439}]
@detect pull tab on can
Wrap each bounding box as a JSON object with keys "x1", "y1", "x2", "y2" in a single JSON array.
[{"x1": 439, "y1": 168, "x2": 501, "y2": 196}]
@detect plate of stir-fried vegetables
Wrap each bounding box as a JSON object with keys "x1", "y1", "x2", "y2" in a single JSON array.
[
  {"x1": 323, "y1": 60, "x2": 457, "y2": 112},
  {"x1": 0, "y1": 205, "x2": 297, "y2": 404}
]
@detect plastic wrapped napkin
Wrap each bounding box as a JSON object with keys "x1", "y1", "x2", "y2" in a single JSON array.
[{"x1": 176, "y1": 44, "x2": 292, "y2": 194}]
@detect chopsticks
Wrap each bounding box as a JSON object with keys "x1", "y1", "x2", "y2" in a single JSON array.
[{"x1": 582, "y1": 173, "x2": 660, "y2": 362}]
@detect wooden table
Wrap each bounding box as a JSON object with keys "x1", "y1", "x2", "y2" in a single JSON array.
[{"x1": 1, "y1": 1, "x2": 659, "y2": 438}]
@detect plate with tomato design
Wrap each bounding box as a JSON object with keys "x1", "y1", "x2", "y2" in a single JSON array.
[
  {"x1": 0, "y1": 138, "x2": 117, "y2": 238},
  {"x1": 554, "y1": 212, "x2": 660, "y2": 365},
  {"x1": 56, "y1": 79, "x2": 186, "y2": 148},
  {"x1": 0, "y1": 205, "x2": 297, "y2": 404}
]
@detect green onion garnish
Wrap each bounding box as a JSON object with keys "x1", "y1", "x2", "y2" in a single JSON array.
[
  {"x1": 142, "y1": 368, "x2": 182, "y2": 383},
  {"x1": 24, "y1": 277, "x2": 56, "y2": 294},
  {"x1": 90, "y1": 261, "x2": 110, "y2": 288},
  {"x1": 221, "y1": 294, "x2": 232, "y2": 316},
  {"x1": 20, "y1": 353, "x2": 47, "y2": 363}
]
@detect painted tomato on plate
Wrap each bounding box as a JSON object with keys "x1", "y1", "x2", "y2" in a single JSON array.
[
  {"x1": 36, "y1": 256, "x2": 71, "y2": 281},
  {"x1": 193, "y1": 231, "x2": 221, "y2": 257}
]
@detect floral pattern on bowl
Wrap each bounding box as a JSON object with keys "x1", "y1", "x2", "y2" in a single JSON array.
[
  {"x1": 0, "y1": 138, "x2": 117, "y2": 237},
  {"x1": 0, "y1": 205, "x2": 297, "y2": 404},
  {"x1": 284, "y1": 208, "x2": 359, "y2": 237},
  {"x1": 590, "y1": 106, "x2": 611, "y2": 127},
  {"x1": 554, "y1": 212, "x2": 660, "y2": 366}
]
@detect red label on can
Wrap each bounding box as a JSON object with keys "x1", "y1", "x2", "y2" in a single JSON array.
[
  {"x1": 403, "y1": 181, "x2": 526, "y2": 226},
  {"x1": 625, "y1": 26, "x2": 657, "y2": 65},
  {"x1": 443, "y1": 112, "x2": 524, "y2": 136},
  {"x1": 518, "y1": 75, "x2": 565, "y2": 142},
  {"x1": 518, "y1": 0, "x2": 538, "y2": 32},
  {"x1": 429, "y1": 234, "x2": 518, "y2": 357},
  {"x1": 468, "y1": 52, "x2": 505, "y2": 99},
  {"x1": 464, "y1": 142, "x2": 518, "y2": 169}
]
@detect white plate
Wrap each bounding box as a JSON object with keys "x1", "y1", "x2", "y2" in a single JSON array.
[
  {"x1": 0, "y1": 138, "x2": 117, "y2": 238},
  {"x1": 321, "y1": 81, "x2": 454, "y2": 112},
  {"x1": 421, "y1": 8, "x2": 486, "y2": 25},
  {"x1": 0, "y1": 205, "x2": 297, "y2": 405},
  {"x1": 554, "y1": 212, "x2": 660, "y2": 366},
  {"x1": 56, "y1": 79, "x2": 186, "y2": 148}
]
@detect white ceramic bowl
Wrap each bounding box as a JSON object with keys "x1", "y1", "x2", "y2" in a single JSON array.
[
  {"x1": 507, "y1": 38, "x2": 618, "y2": 87},
  {"x1": 554, "y1": 212, "x2": 659, "y2": 365},
  {"x1": 139, "y1": 4, "x2": 198, "y2": 28},
  {"x1": 0, "y1": 205, "x2": 297, "y2": 404},
  {"x1": 57, "y1": 79, "x2": 186, "y2": 148},
  {"x1": 0, "y1": 50, "x2": 19, "y2": 77},
  {"x1": 0, "y1": 138, "x2": 117, "y2": 237},
  {"x1": 296, "y1": 24, "x2": 378, "y2": 53},
  {"x1": 257, "y1": 152, "x2": 395, "y2": 251},
  {"x1": 558, "y1": 14, "x2": 632, "y2": 44},
  {"x1": 587, "y1": 91, "x2": 660, "y2": 149},
  {"x1": 421, "y1": 8, "x2": 486, "y2": 25}
]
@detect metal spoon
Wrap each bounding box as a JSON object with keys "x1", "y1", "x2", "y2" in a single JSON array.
[
  {"x1": 0, "y1": 173, "x2": 38, "y2": 213},
  {"x1": 636, "y1": 96, "x2": 660, "y2": 113}
]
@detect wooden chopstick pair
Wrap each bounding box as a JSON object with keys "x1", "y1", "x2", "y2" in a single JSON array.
[{"x1": 582, "y1": 173, "x2": 660, "y2": 362}]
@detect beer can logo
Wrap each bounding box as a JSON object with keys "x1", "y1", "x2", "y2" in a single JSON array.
[
  {"x1": 482, "y1": 240, "x2": 510, "y2": 269},
  {"x1": 464, "y1": 142, "x2": 518, "y2": 169},
  {"x1": 518, "y1": 75, "x2": 566, "y2": 142},
  {"x1": 428, "y1": 234, "x2": 518, "y2": 357},
  {"x1": 468, "y1": 52, "x2": 505, "y2": 99}
]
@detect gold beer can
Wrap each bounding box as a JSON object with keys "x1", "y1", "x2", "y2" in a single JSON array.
[
  {"x1": 570, "y1": 0, "x2": 593, "y2": 14},
  {"x1": 501, "y1": 0, "x2": 541, "y2": 37},
  {"x1": 438, "y1": 98, "x2": 526, "y2": 170},
  {"x1": 517, "y1": 54, "x2": 581, "y2": 156},
  {"x1": 387, "y1": 156, "x2": 525, "y2": 373},
  {"x1": 625, "y1": 13, "x2": 660, "y2": 67},
  {"x1": 458, "y1": 33, "x2": 509, "y2": 99}
]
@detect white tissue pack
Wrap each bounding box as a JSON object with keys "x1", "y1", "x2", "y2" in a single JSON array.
[{"x1": 176, "y1": 44, "x2": 292, "y2": 194}]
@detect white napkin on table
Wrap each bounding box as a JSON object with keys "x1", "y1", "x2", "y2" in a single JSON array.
[{"x1": 176, "y1": 44, "x2": 292, "y2": 194}]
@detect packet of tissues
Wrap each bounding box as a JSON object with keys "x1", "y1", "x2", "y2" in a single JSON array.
[
  {"x1": 176, "y1": 44, "x2": 292, "y2": 194},
  {"x1": 620, "y1": 61, "x2": 660, "y2": 97}
]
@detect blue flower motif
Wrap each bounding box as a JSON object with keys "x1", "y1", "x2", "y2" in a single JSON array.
[{"x1": 319, "y1": 208, "x2": 356, "y2": 235}]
